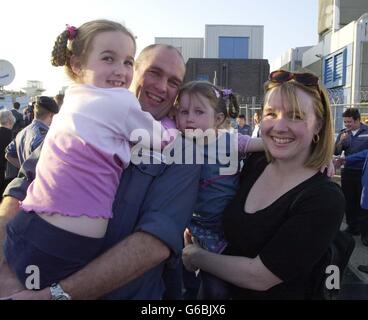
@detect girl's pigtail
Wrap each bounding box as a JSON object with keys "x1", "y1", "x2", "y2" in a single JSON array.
[
  {"x1": 227, "y1": 93, "x2": 239, "y2": 119},
  {"x1": 51, "y1": 30, "x2": 71, "y2": 67}
]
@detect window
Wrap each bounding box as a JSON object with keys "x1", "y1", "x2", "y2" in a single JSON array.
[
  {"x1": 196, "y1": 74, "x2": 209, "y2": 81},
  {"x1": 219, "y1": 37, "x2": 249, "y2": 59},
  {"x1": 323, "y1": 48, "x2": 347, "y2": 88}
]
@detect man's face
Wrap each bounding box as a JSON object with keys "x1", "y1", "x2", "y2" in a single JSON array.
[
  {"x1": 237, "y1": 117, "x2": 246, "y2": 127},
  {"x1": 131, "y1": 47, "x2": 185, "y2": 120},
  {"x1": 343, "y1": 117, "x2": 361, "y2": 131}
]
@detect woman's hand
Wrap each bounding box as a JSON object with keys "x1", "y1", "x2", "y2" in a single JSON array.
[
  {"x1": 183, "y1": 229, "x2": 203, "y2": 272},
  {"x1": 321, "y1": 159, "x2": 335, "y2": 177},
  {"x1": 182, "y1": 243, "x2": 202, "y2": 272}
]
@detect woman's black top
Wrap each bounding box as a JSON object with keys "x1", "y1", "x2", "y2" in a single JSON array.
[{"x1": 223, "y1": 153, "x2": 345, "y2": 299}]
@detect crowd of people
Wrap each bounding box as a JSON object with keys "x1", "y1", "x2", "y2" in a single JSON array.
[{"x1": 0, "y1": 18, "x2": 366, "y2": 300}]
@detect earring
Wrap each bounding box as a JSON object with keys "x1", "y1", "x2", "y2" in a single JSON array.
[{"x1": 313, "y1": 134, "x2": 320, "y2": 144}]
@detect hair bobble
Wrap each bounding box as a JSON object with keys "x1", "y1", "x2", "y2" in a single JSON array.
[
  {"x1": 66, "y1": 24, "x2": 78, "y2": 40},
  {"x1": 221, "y1": 89, "x2": 233, "y2": 97}
]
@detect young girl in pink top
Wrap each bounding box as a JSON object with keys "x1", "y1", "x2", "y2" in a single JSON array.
[{"x1": 4, "y1": 19, "x2": 170, "y2": 289}]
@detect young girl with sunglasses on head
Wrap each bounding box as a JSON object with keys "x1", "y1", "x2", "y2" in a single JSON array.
[
  {"x1": 182, "y1": 71, "x2": 343, "y2": 300},
  {"x1": 4, "y1": 20, "x2": 171, "y2": 290},
  {"x1": 175, "y1": 81, "x2": 264, "y2": 299}
]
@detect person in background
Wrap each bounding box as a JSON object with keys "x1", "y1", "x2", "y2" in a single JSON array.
[
  {"x1": 5, "y1": 96, "x2": 59, "y2": 169},
  {"x1": 10, "y1": 102, "x2": 24, "y2": 138},
  {"x1": 334, "y1": 108, "x2": 368, "y2": 245},
  {"x1": 0, "y1": 111, "x2": 15, "y2": 198},
  {"x1": 251, "y1": 110, "x2": 262, "y2": 138},
  {"x1": 236, "y1": 114, "x2": 252, "y2": 136},
  {"x1": 183, "y1": 70, "x2": 344, "y2": 299}
]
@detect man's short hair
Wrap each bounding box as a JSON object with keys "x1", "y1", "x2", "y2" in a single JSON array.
[
  {"x1": 238, "y1": 114, "x2": 246, "y2": 119},
  {"x1": 135, "y1": 44, "x2": 185, "y2": 71},
  {"x1": 13, "y1": 102, "x2": 20, "y2": 110},
  {"x1": 342, "y1": 108, "x2": 360, "y2": 121}
]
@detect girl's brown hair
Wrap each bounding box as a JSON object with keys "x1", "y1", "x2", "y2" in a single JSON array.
[
  {"x1": 176, "y1": 81, "x2": 239, "y2": 127},
  {"x1": 51, "y1": 19, "x2": 136, "y2": 81}
]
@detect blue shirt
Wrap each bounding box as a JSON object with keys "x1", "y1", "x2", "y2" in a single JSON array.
[
  {"x1": 6, "y1": 119, "x2": 49, "y2": 166},
  {"x1": 236, "y1": 124, "x2": 252, "y2": 136},
  {"x1": 346, "y1": 149, "x2": 368, "y2": 209}
]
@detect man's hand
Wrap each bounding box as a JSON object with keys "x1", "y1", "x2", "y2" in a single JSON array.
[
  {"x1": 4, "y1": 288, "x2": 50, "y2": 300},
  {"x1": 338, "y1": 131, "x2": 349, "y2": 144},
  {"x1": 0, "y1": 196, "x2": 20, "y2": 219},
  {"x1": 0, "y1": 196, "x2": 20, "y2": 264},
  {"x1": 0, "y1": 262, "x2": 23, "y2": 298}
]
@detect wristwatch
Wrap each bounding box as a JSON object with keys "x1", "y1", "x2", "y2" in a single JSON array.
[{"x1": 50, "y1": 283, "x2": 72, "y2": 300}]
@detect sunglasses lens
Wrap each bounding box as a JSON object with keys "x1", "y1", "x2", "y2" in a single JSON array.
[
  {"x1": 270, "y1": 70, "x2": 292, "y2": 82},
  {"x1": 294, "y1": 73, "x2": 319, "y2": 86}
]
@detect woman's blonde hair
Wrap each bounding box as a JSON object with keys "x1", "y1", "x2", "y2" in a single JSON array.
[
  {"x1": 51, "y1": 19, "x2": 136, "y2": 81},
  {"x1": 263, "y1": 78, "x2": 334, "y2": 169}
]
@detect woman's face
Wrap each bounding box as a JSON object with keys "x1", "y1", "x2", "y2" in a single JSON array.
[{"x1": 260, "y1": 86, "x2": 321, "y2": 164}]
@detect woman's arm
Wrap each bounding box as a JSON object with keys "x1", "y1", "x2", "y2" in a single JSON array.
[{"x1": 182, "y1": 243, "x2": 282, "y2": 291}]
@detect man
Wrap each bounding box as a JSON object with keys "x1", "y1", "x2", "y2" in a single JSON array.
[
  {"x1": 10, "y1": 102, "x2": 24, "y2": 137},
  {"x1": 5, "y1": 96, "x2": 59, "y2": 169},
  {"x1": 335, "y1": 108, "x2": 368, "y2": 245},
  {"x1": 0, "y1": 44, "x2": 200, "y2": 300},
  {"x1": 236, "y1": 114, "x2": 252, "y2": 136},
  {"x1": 251, "y1": 110, "x2": 261, "y2": 138},
  {"x1": 0, "y1": 111, "x2": 15, "y2": 196}
]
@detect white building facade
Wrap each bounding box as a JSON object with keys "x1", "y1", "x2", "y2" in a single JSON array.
[
  {"x1": 155, "y1": 24, "x2": 264, "y2": 62},
  {"x1": 205, "y1": 25, "x2": 263, "y2": 59}
]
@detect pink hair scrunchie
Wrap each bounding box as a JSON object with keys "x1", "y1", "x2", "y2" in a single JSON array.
[{"x1": 66, "y1": 24, "x2": 78, "y2": 40}]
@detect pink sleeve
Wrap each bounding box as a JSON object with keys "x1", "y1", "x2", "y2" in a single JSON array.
[{"x1": 238, "y1": 133, "x2": 251, "y2": 159}]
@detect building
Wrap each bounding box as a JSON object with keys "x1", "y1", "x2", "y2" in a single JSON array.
[
  {"x1": 156, "y1": 24, "x2": 264, "y2": 61},
  {"x1": 154, "y1": 37, "x2": 203, "y2": 62},
  {"x1": 204, "y1": 25, "x2": 263, "y2": 59},
  {"x1": 185, "y1": 58, "x2": 269, "y2": 100},
  {"x1": 156, "y1": 24, "x2": 268, "y2": 120},
  {"x1": 271, "y1": 0, "x2": 368, "y2": 131}
]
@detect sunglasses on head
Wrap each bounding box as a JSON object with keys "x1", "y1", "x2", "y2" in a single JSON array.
[{"x1": 269, "y1": 70, "x2": 319, "y2": 87}]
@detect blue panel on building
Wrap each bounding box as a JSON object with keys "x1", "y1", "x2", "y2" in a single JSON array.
[
  {"x1": 219, "y1": 37, "x2": 249, "y2": 59},
  {"x1": 323, "y1": 48, "x2": 347, "y2": 88}
]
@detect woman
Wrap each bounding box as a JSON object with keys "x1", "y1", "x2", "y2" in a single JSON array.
[
  {"x1": 182, "y1": 70, "x2": 345, "y2": 299},
  {"x1": 0, "y1": 110, "x2": 16, "y2": 197}
]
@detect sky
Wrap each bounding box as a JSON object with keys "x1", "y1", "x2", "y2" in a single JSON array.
[{"x1": 1, "y1": 0, "x2": 319, "y2": 95}]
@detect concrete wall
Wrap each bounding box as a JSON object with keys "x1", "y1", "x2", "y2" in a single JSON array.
[
  {"x1": 205, "y1": 25, "x2": 263, "y2": 59},
  {"x1": 155, "y1": 37, "x2": 204, "y2": 62}
]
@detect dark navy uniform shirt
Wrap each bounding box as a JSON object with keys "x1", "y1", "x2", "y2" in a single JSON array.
[
  {"x1": 6, "y1": 119, "x2": 49, "y2": 166},
  {"x1": 334, "y1": 123, "x2": 368, "y2": 170}
]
